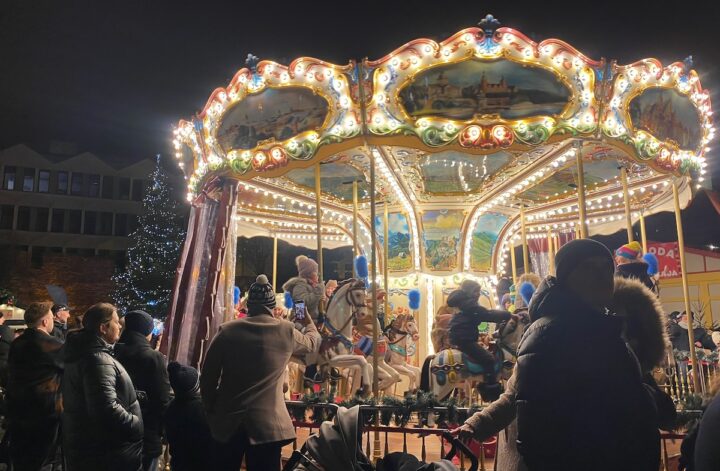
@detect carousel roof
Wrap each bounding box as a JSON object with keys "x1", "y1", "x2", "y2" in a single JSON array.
[{"x1": 172, "y1": 15, "x2": 713, "y2": 280}]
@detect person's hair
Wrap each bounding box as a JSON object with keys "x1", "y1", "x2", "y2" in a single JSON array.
[
  {"x1": 24, "y1": 301, "x2": 54, "y2": 327},
  {"x1": 82, "y1": 303, "x2": 117, "y2": 333}
]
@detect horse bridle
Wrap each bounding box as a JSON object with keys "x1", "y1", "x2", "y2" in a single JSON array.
[{"x1": 322, "y1": 280, "x2": 367, "y2": 349}]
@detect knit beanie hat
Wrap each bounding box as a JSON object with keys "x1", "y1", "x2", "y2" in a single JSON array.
[
  {"x1": 296, "y1": 255, "x2": 319, "y2": 279},
  {"x1": 459, "y1": 279, "x2": 481, "y2": 296},
  {"x1": 615, "y1": 241, "x2": 643, "y2": 260},
  {"x1": 124, "y1": 310, "x2": 154, "y2": 336},
  {"x1": 168, "y1": 361, "x2": 199, "y2": 395},
  {"x1": 247, "y1": 274, "x2": 276, "y2": 313},
  {"x1": 555, "y1": 239, "x2": 614, "y2": 285}
]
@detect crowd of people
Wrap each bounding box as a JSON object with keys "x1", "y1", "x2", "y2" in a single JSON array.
[{"x1": 1, "y1": 240, "x2": 720, "y2": 471}]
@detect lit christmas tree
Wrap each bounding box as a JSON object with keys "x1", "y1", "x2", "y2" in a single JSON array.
[{"x1": 112, "y1": 156, "x2": 186, "y2": 318}]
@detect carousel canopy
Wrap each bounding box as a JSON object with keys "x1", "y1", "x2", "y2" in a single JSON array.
[{"x1": 172, "y1": 15, "x2": 713, "y2": 281}]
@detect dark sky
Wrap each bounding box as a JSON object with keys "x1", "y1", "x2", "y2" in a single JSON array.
[{"x1": 2, "y1": 0, "x2": 720, "y2": 176}]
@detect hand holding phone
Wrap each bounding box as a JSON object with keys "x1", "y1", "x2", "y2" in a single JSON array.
[{"x1": 293, "y1": 301, "x2": 306, "y2": 321}]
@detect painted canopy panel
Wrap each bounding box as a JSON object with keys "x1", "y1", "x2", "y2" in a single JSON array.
[
  {"x1": 629, "y1": 88, "x2": 702, "y2": 151},
  {"x1": 421, "y1": 210, "x2": 465, "y2": 271},
  {"x1": 285, "y1": 162, "x2": 369, "y2": 201},
  {"x1": 374, "y1": 212, "x2": 412, "y2": 271},
  {"x1": 419, "y1": 150, "x2": 513, "y2": 194},
  {"x1": 217, "y1": 88, "x2": 329, "y2": 151},
  {"x1": 517, "y1": 158, "x2": 620, "y2": 202},
  {"x1": 399, "y1": 60, "x2": 571, "y2": 121},
  {"x1": 470, "y1": 212, "x2": 509, "y2": 272}
]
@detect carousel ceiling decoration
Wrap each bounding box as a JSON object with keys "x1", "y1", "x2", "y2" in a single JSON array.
[{"x1": 172, "y1": 14, "x2": 714, "y2": 280}]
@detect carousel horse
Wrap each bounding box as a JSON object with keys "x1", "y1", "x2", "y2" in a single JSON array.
[
  {"x1": 384, "y1": 309, "x2": 422, "y2": 391},
  {"x1": 351, "y1": 300, "x2": 402, "y2": 393},
  {"x1": 298, "y1": 278, "x2": 374, "y2": 395},
  {"x1": 420, "y1": 311, "x2": 530, "y2": 400}
]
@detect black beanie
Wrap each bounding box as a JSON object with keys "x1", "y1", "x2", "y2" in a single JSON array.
[
  {"x1": 168, "y1": 361, "x2": 199, "y2": 395},
  {"x1": 124, "y1": 310, "x2": 154, "y2": 336},
  {"x1": 555, "y1": 239, "x2": 614, "y2": 285},
  {"x1": 247, "y1": 274, "x2": 276, "y2": 314}
]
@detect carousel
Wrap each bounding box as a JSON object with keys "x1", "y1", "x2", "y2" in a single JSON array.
[{"x1": 162, "y1": 15, "x2": 714, "y2": 401}]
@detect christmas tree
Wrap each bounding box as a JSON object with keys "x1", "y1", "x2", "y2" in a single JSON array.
[{"x1": 112, "y1": 156, "x2": 186, "y2": 318}]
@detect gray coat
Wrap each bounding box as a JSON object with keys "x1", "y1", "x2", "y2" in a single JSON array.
[
  {"x1": 200, "y1": 314, "x2": 320, "y2": 444},
  {"x1": 283, "y1": 277, "x2": 325, "y2": 321}
]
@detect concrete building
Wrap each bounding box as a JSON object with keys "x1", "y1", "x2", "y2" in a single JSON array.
[{"x1": 0, "y1": 143, "x2": 155, "y2": 262}]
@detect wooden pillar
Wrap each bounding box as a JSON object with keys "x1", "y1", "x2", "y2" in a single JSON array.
[
  {"x1": 547, "y1": 229, "x2": 555, "y2": 275},
  {"x1": 576, "y1": 149, "x2": 588, "y2": 238},
  {"x1": 272, "y1": 234, "x2": 278, "y2": 292},
  {"x1": 315, "y1": 164, "x2": 323, "y2": 283},
  {"x1": 383, "y1": 201, "x2": 390, "y2": 318},
  {"x1": 639, "y1": 210, "x2": 648, "y2": 253},
  {"x1": 510, "y1": 241, "x2": 518, "y2": 286},
  {"x1": 673, "y1": 179, "x2": 701, "y2": 393},
  {"x1": 352, "y1": 180, "x2": 359, "y2": 278},
  {"x1": 520, "y1": 205, "x2": 529, "y2": 273}
]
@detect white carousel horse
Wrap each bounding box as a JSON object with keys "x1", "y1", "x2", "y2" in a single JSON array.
[
  {"x1": 420, "y1": 311, "x2": 530, "y2": 400},
  {"x1": 299, "y1": 279, "x2": 374, "y2": 395},
  {"x1": 351, "y1": 320, "x2": 402, "y2": 394},
  {"x1": 384, "y1": 311, "x2": 422, "y2": 391}
]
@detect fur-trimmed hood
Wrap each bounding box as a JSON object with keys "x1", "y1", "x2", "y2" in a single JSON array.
[{"x1": 612, "y1": 276, "x2": 669, "y2": 372}]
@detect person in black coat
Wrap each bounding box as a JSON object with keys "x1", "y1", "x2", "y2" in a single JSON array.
[
  {"x1": 514, "y1": 239, "x2": 660, "y2": 471},
  {"x1": 115, "y1": 310, "x2": 172, "y2": 471},
  {"x1": 62, "y1": 303, "x2": 143, "y2": 471},
  {"x1": 51, "y1": 304, "x2": 70, "y2": 341},
  {"x1": 614, "y1": 241, "x2": 657, "y2": 292},
  {"x1": 6, "y1": 302, "x2": 64, "y2": 471},
  {"x1": 164, "y1": 361, "x2": 214, "y2": 471},
  {"x1": 0, "y1": 313, "x2": 14, "y2": 387},
  {"x1": 669, "y1": 311, "x2": 717, "y2": 352},
  {"x1": 448, "y1": 279, "x2": 512, "y2": 401}
]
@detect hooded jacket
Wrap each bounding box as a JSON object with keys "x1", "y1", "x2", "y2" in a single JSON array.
[
  {"x1": 514, "y1": 276, "x2": 660, "y2": 471},
  {"x1": 114, "y1": 330, "x2": 172, "y2": 458},
  {"x1": 447, "y1": 290, "x2": 510, "y2": 344},
  {"x1": 283, "y1": 277, "x2": 325, "y2": 321},
  {"x1": 165, "y1": 387, "x2": 213, "y2": 471},
  {"x1": 61, "y1": 329, "x2": 143, "y2": 471}
]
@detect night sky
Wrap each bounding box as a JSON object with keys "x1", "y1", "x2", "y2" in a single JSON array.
[{"x1": 2, "y1": 0, "x2": 720, "y2": 180}]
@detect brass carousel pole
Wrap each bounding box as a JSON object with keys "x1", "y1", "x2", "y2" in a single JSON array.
[
  {"x1": 510, "y1": 241, "x2": 518, "y2": 286},
  {"x1": 639, "y1": 210, "x2": 648, "y2": 253},
  {"x1": 673, "y1": 179, "x2": 701, "y2": 393},
  {"x1": 520, "y1": 205, "x2": 529, "y2": 274},
  {"x1": 352, "y1": 180, "x2": 359, "y2": 278},
  {"x1": 576, "y1": 147, "x2": 588, "y2": 238},
  {"x1": 547, "y1": 228, "x2": 555, "y2": 275},
  {"x1": 315, "y1": 164, "x2": 324, "y2": 285},
  {"x1": 621, "y1": 166, "x2": 634, "y2": 243},
  {"x1": 272, "y1": 233, "x2": 278, "y2": 292},
  {"x1": 383, "y1": 201, "x2": 390, "y2": 318}
]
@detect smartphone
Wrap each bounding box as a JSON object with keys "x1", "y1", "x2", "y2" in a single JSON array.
[
  {"x1": 293, "y1": 301, "x2": 306, "y2": 321},
  {"x1": 152, "y1": 319, "x2": 165, "y2": 337}
]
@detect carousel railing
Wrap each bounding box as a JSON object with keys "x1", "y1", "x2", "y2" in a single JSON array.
[
  {"x1": 285, "y1": 400, "x2": 701, "y2": 471},
  {"x1": 662, "y1": 350, "x2": 719, "y2": 401}
]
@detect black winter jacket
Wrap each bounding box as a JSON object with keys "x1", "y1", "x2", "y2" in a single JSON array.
[
  {"x1": 115, "y1": 330, "x2": 172, "y2": 458},
  {"x1": 514, "y1": 277, "x2": 660, "y2": 471},
  {"x1": 61, "y1": 330, "x2": 143, "y2": 471},
  {"x1": 165, "y1": 390, "x2": 214, "y2": 471},
  {"x1": 6, "y1": 328, "x2": 64, "y2": 424},
  {"x1": 447, "y1": 292, "x2": 511, "y2": 344},
  {"x1": 0, "y1": 324, "x2": 14, "y2": 387},
  {"x1": 669, "y1": 322, "x2": 717, "y2": 352}
]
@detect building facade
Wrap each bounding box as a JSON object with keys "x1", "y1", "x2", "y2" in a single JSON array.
[{"x1": 0, "y1": 144, "x2": 155, "y2": 262}]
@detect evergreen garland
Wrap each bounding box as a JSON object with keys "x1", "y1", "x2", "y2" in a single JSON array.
[{"x1": 112, "y1": 156, "x2": 185, "y2": 318}]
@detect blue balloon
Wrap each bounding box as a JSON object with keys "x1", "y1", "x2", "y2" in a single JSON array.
[
  {"x1": 643, "y1": 253, "x2": 659, "y2": 276},
  {"x1": 233, "y1": 286, "x2": 241, "y2": 306},
  {"x1": 355, "y1": 255, "x2": 369, "y2": 279},
  {"x1": 519, "y1": 282, "x2": 536, "y2": 307},
  {"x1": 408, "y1": 289, "x2": 421, "y2": 310},
  {"x1": 284, "y1": 291, "x2": 294, "y2": 309}
]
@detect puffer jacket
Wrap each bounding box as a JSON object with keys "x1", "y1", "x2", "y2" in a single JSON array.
[
  {"x1": 115, "y1": 330, "x2": 172, "y2": 459},
  {"x1": 514, "y1": 276, "x2": 659, "y2": 471},
  {"x1": 61, "y1": 329, "x2": 143, "y2": 471},
  {"x1": 283, "y1": 276, "x2": 325, "y2": 321}
]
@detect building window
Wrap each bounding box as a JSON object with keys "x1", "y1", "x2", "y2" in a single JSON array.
[
  {"x1": 0, "y1": 205, "x2": 14, "y2": 229},
  {"x1": 131, "y1": 179, "x2": 145, "y2": 201},
  {"x1": 31, "y1": 246, "x2": 45, "y2": 268},
  {"x1": 99, "y1": 212, "x2": 113, "y2": 235},
  {"x1": 56, "y1": 171, "x2": 68, "y2": 194},
  {"x1": 102, "y1": 176, "x2": 114, "y2": 199},
  {"x1": 114, "y1": 213, "x2": 128, "y2": 236},
  {"x1": 34, "y1": 208, "x2": 49, "y2": 232},
  {"x1": 22, "y1": 168, "x2": 35, "y2": 192},
  {"x1": 84, "y1": 211, "x2": 97, "y2": 235},
  {"x1": 71, "y1": 173, "x2": 84, "y2": 196},
  {"x1": 128, "y1": 214, "x2": 138, "y2": 234},
  {"x1": 38, "y1": 170, "x2": 50, "y2": 193},
  {"x1": 51, "y1": 209, "x2": 65, "y2": 232},
  {"x1": 88, "y1": 174, "x2": 101, "y2": 197},
  {"x1": 17, "y1": 206, "x2": 31, "y2": 231},
  {"x1": 118, "y1": 178, "x2": 130, "y2": 200},
  {"x1": 68, "y1": 210, "x2": 82, "y2": 233},
  {"x1": 2, "y1": 166, "x2": 16, "y2": 190}
]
